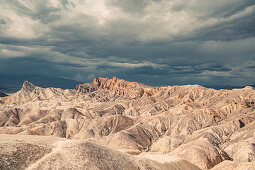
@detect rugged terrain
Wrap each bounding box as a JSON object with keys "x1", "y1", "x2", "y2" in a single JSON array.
[
  {"x1": 0, "y1": 134, "x2": 199, "y2": 170},
  {"x1": 0, "y1": 77, "x2": 255, "y2": 169}
]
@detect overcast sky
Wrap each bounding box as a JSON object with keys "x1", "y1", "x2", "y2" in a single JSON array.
[{"x1": 0, "y1": 0, "x2": 254, "y2": 86}]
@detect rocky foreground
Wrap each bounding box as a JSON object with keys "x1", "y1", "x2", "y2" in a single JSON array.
[
  {"x1": 0, "y1": 77, "x2": 255, "y2": 169},
  {"x1": 0, "y1": 134, "x2": 199, "y2": 170}
]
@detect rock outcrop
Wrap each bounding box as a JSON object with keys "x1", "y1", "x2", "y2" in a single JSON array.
[
  {"x1": 76, "y1": 77, "x2": 159, "y2": 98},
  {"x1": 0, "y1": 77, "x2": 255, "y2": 169}
]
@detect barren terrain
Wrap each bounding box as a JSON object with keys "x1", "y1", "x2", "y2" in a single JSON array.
[{"x1": 0, "y1": 77, "x2": 255, "y2": 169}]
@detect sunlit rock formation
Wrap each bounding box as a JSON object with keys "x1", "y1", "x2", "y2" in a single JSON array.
[{"x1": 0, "y1": 77, "x2": 254, "y2": 169}]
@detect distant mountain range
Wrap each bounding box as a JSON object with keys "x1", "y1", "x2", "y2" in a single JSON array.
[
  {"x1": 205, "y1": 84, "x2": 255, "y2": 90},
  {"x1": 0, "y1": 74, "x2": 83, "y2": 93},
  {"x1": 0, "y1": 74, "x2": 254, "y2": 94},
  {"x1": 0, "y1": 91, "x2": 7, "y2": 97}
]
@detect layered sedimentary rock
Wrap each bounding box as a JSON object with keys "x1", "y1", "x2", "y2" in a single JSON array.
[{"x1": 0, "y1": 77, "x2": 255, "y2": 169}]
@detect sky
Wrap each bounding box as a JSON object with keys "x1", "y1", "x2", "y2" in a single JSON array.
[{"x1": 0, "y1": 0, "x2": 255, "y2": 87}]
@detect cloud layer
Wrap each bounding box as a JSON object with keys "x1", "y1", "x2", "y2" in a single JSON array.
[{"x1": 0, "y1": 0, "x2": 255, "y2": 86}]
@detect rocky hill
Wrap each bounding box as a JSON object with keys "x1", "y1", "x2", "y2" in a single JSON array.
[{"x1": 0, "y1": 77, "x2": 255, "y2": 169}]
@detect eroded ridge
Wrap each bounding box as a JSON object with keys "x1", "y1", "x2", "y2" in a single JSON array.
[{"x1": 0, "y1": 77, "x2": 255, "y2": 169}]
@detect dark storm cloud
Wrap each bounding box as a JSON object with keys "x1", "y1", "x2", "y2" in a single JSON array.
[
  {"x1": 196, "y1": 11, "x2": 255, "y2": 41},
  {"x1": 0, "y1": 0, "x2": 254, "y2": 86}
]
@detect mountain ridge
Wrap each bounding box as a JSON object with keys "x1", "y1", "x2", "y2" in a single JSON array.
[
  {"x1": 1, "y1": 73, "x2": 253, "y2": 94},
  {"x1": 0, "y1": 91, "x2": 7, "y2": 97},
  {"x1": 0, "y1": 74, "x2": 83, "y2": 93}
]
